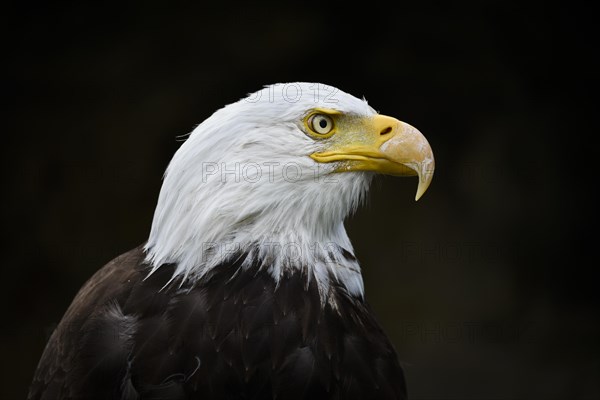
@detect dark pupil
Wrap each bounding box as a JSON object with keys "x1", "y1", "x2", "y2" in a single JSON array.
[{"x1": 318, "y1": 118, "x2": 328, "y2": 129}]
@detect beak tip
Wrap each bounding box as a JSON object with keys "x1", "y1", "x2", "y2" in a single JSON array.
[{"x1": 414, "y1": 168, "x2": 433, "y2": 201}]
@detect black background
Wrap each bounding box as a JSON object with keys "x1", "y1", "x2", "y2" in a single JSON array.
[{"x1": 3, "y1": 1, "x2": 598, "y2": 399}]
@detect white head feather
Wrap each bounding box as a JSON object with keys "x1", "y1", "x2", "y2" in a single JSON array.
[{"x1": 145, "y1": 83, "x2": 377, "y2": 300}]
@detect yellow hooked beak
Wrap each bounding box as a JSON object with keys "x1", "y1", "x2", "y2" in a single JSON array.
[{"x1": 310, "y1": 113, "x2": 434, "y2": 200}]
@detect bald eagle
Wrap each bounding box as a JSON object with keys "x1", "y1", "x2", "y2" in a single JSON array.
[{"x1": 29, "y1": 83, "x2": 434, "y2": 400}]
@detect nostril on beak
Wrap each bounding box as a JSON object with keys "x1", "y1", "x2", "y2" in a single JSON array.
[{"x1": 380, "y1": 126, "x2": 393, "y2": 135}]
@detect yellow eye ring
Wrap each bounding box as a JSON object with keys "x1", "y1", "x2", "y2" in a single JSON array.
[{"x1": 307, "y1": 113, "x2": 335, "y2": 135}]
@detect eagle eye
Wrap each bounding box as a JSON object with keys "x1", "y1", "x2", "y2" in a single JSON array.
[{"x1": 308, "y1": 113, "x2": 334, "y2": 135}]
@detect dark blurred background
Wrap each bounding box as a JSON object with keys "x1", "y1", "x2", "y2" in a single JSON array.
[{"x1": 3, "y1": 1, "x2": 598, "y2": 399}]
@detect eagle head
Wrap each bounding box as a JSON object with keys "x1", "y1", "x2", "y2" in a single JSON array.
[{"x1": 145, "y1": 83, "x2": 434, "y2": 298}]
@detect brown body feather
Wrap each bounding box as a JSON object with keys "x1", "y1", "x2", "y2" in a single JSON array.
[{"x1": 29, "y1": 246, "x2": 406, "y2": 400}]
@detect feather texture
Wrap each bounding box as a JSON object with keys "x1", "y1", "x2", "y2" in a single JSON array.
[{"x1": 29, "y1": 246, "x2": 406, "y2": 400}]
